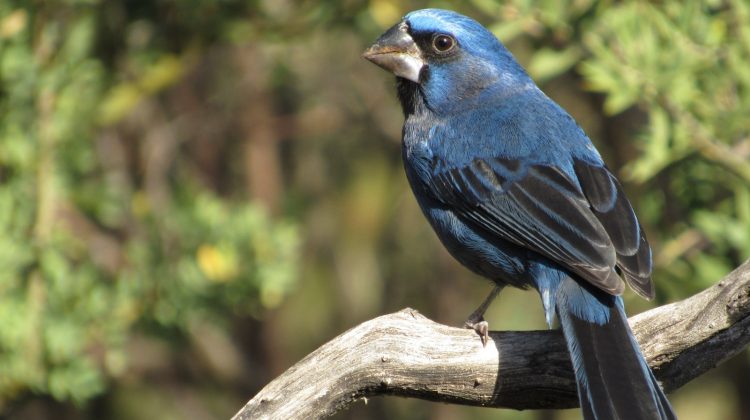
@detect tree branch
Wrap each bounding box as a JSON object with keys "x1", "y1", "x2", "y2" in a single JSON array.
[{"x1": 233, "y1": 260, "x2": 750, "y2": 419}]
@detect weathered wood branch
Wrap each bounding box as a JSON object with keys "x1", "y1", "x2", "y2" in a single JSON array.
[{"x1": 233, "y1": 260, "x2": 750, "y2": 420}]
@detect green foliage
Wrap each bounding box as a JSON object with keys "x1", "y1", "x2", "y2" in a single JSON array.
[
  {"x1": 0, "y1": 1, "x2": 298, "y2": 409},
  {"x1": 579, "y1": 0, "x2": 750, "y2": 293},
  {"x1": 129, "y1": 190, "x2": 299, "y2": 328}
]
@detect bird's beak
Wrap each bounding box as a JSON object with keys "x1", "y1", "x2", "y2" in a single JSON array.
[{"x1": 363, "y1": 21, "x2": 424, "y2": 83}]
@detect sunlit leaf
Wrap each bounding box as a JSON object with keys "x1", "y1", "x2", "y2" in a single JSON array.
[{"x1": 528, "y1": 46, "x2": 582, "y2": 82}]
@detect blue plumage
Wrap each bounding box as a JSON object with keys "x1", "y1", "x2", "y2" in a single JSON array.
[{"x1": 364, "y1": 8, "x2": 675, "y2": 419}]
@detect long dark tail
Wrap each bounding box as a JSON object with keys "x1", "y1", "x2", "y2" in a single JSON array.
[{"x1": 556, "y1": 277, "x2": 676, "y2": 420}]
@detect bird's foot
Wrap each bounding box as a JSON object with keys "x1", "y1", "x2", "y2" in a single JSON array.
[
  {"x1": 464, "y1": 317, "x2": 490, "y2": 347},
  {"x1": 463, "y1": 284, "x2": 503, "y2": 347}
]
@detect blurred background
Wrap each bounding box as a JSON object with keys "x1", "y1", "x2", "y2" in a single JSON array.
[{"x1": 1, "y1": 0, "x2": 749, "y2": 419}]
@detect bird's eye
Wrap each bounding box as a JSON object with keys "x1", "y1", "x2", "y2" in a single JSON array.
[{"x1": 432, "y1": 34, "x2": 456, "y2": 53}]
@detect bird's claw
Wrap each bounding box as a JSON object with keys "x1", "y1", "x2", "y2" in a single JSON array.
[{"x1": 464, "y1": 319, "x2": 490, "y2": 347}]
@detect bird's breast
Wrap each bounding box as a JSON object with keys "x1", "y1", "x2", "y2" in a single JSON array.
[{"x1": 402, "y1": 140, "x2": 529, "y2": 287}]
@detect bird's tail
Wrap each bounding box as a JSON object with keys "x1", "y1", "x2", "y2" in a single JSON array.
[{"x1": 556, "y1": 276, "x2": 676, "y2": 420}]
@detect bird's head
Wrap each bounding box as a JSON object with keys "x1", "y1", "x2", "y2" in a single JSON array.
[{"x1": 363, "y1": 9, "x2": 532, "y2": 114}]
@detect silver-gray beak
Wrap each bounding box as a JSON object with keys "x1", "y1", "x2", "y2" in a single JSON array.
[{"x1": 363, "y1": 21, "x2": 424, "y2": 83}]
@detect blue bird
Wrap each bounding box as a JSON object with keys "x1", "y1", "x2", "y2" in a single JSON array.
[{"x1": 364, "y1": 9, "x2": 675, "y2": 420}]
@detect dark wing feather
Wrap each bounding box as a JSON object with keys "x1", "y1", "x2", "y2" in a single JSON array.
[
  {"x1": 573, "y1": 160, "x2": 654, "y2": 299},
  {"x1": 431, "y1": 157, "x2": 652, "y2": 297}
]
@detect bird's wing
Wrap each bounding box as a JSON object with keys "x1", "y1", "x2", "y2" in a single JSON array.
[{"x1": 429, "y1": 157, "x2": 653, "y2": 298}]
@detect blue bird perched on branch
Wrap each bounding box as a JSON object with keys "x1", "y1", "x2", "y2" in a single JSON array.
[{"x1": 363, "y1": 9, "x2": 676, "y2": 420}]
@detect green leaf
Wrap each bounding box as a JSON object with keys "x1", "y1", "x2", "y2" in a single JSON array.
[{"x1": 528, "y1": 46, "x2": 582, "y2": 82}]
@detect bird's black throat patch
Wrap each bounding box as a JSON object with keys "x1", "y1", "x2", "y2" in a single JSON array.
[{"x1": 396, "y1": 76, "x2": 426, "y2": 117}]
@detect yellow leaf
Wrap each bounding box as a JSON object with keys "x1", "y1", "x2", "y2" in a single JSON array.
[
  {"x1": 369, "y1": 0, "x2": 401, "y2": 28},
  {"x1": 196, "y1": 244, "x2": 239, "y2": 282},
  {"x1": 1, "y1": 9, "x2": 27, "y2": 39}
]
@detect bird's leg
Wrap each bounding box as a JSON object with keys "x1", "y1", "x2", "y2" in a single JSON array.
[{"x1": 464, "y1": 284, "x2": 504, "y2": 347}]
